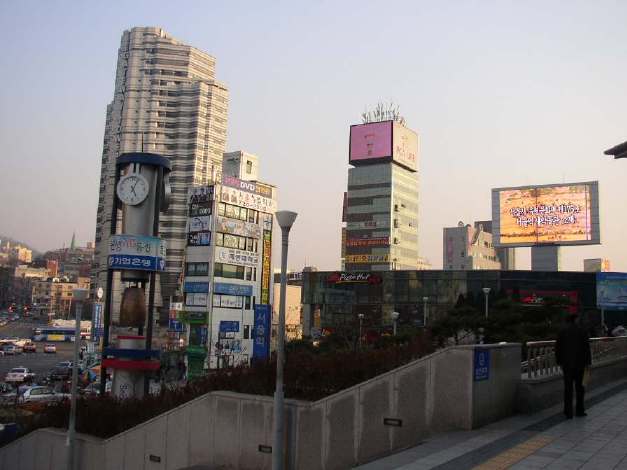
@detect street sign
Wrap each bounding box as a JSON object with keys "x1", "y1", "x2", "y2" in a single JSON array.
[
  {"x1": 168, "y1": 319, "x2": 184, "y2": 332},
  {"x1": 108, "y1": 234, "x2": 166, "y2": 272}
]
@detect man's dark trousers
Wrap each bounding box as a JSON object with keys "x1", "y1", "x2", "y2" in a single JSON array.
[{"x1": 563, "y1": 367, "x2": 585, "y2": 417}]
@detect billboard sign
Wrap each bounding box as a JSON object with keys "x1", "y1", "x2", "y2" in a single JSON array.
[
  {"x1": 214, "y1": 282, "x2": 253, "y2": 296},
  {"x1": 349, "y1": 121, "x2": 393, "y2": 163},
  {"x1": 507, "y1": 289, "x2": 578, "y2": 314},
  {"x1": 189, "y1": 216, "x2": 211, "y2": 233},
  {"x1": 221, "y1": 186, "x2": 277, "y2": 214},
  {"x1": 392, "y1": 123, "x2": 418, "y2": 171},
  {"x1": 216, "y1": 246, "x2": 259, "y2": 267},
  {"x1": 261, "y1": 230, "x2": 272, "y2": 304},
  {"x1": 345, "y1": 254, "x2": 390, "y2": 264},
  {"x1": 188, "y1": 186, "x2": 213, "y2": 204},
  {"x1": 219, "y1": 320, "x2": 240, "y2": 333},
  {"x1": 252, "y1": 304, "x2": 271, "y2": 361},
  {"x1": 184, "y1": 281, "x2": 210, "y2": 293},
  {"x1": 108, "y1": 235, "x2": 166, "y2": 271},
  {"x1": 597, "y1": 273, "x2": 627, "y2": 310},
  {"x1": 216, "y1": 216, "x2": 261, "y2": 238},
  {"x1": 187, "y1": 231, "x2": 211, "y2": 246},
  {"x1": 346, "y1": 237, "x2": 389, "y2": 247},
  {"x1": 222, "y1": 175, "x2": 273, "y2": 198},
  {"x1": 326, "y1": 272, "x2": 383, "y2": 285},
  {"x1": 492, "y1": 181, "x2": 600, "y2": 247}
]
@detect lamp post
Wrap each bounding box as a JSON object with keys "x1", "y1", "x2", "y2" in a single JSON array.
[
  {"x1": 391, "y1": 311, "x2": 400, "y2": 336},
  {"x1": 482, "y1": 287, "x2": 491, "y2": 320},
  {"x1": 272, "y1": 211, "x2": 297, "y2": 470},
  {"x1": 67, "y1": 288, "x2": 89, "y2": 470},
  {"x1": 358, "y1": 313, "x2": 365, "y2": 348},
  {"x1": 422, "y1": 296, "x2": 429, "y2": 327}
]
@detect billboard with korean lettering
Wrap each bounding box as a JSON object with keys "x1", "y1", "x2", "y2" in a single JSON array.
[
  {"x1": 252, "y1": 304, "x2": 271, "y2": 361},
  {"x1": 349, "y1": 120, "x2": 418, "y2": 171},
  {"x1": 492, "y1": 181, "x2": 600, "y2": 247}
]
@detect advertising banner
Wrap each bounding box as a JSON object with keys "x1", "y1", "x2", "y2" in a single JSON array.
[
  {"x1": 252, "y1": 304, "x2": 271, "y2": 361},
  {"x1": 261, "y1": 230, "x2": 272, "y2": 304},
  {"x1": 222, "y1": 175, "x2": 273, "y2": 198},
  {"x1": 189, "y1": 216, "x2": 211, "y2": 233},
  {"x1": 346, "y1": 237, "x2": 389, "y2": 247},
  {"x1": 346, "y1": 220, "x2": 390, "y2": 230},
  {"x1": 184, "y1": 281, "x2": 210, "y2": 293},
  {"x1": 392, "y1": 122, "x2": 418, "y2": 171},
  {"x1": 597, "y1": 273, "x2": 627, "y2": 310},
  {"x1": 108, "y1": 235, "x2": 166, "y2": 271},
  {"x1": 214, "y1": 282, "x2": 253, "y2": 296},
  {"x1": 221, "y1": 186, "x2": 277, "y2": 214},
  {"x1": 349, "y1": 121, "x2": 393, "y2": 163},
  {"x1": 215, "y1": 247, "x2": 259, "y2": 267},
  {"x1": 345, "y1": 254, "x2": 390, "y2": 264},
  {"x1": 188, "y1": 186, "x2": 213, "y2": 204},
  {"x1": 187, "y1": 231, "x2": 211, "y2": 246},
  {"x1": 492, "y1": 181, "x2": 600, "y2": 247},
  {"x1": 189, "y1": 201, "x2": 212, "y2": 217},
  {"x1": 219, "y1": 320, "x2": 240, "y2": 333},
  {"x1": 216, "y1": 216, "x2": 261, "y2": 238}
]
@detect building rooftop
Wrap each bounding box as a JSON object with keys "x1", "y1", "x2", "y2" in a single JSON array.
[{"x1": 604, "y1": 140, "x2": 627, "y2": 159}]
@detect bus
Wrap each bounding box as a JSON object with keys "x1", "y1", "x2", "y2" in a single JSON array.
[{"x1": 32, "y1": 326, "x2": 91, "y2": 342}]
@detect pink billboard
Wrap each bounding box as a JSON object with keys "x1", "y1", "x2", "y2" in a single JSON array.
[{"x1": 349, "y1": 121, "x2": 393, "y2": 163}]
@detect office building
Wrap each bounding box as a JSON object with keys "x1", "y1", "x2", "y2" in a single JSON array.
[
  {"x1": 180, "y1": 152, "x2": 276, "y2": 375},
  {"x1": 92, "y1": 27, "x2": 229, "y2": 322},
  {"x1": 344, "y1": 119, "x2": 420, "y2": 271},
  {"x1": 443, "y1": 221, "x2": 515, "y2": 271}
]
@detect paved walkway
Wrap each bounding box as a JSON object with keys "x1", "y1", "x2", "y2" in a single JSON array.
[{"x1": 356, "y1": 379, "x2": 627, "y2": 470}]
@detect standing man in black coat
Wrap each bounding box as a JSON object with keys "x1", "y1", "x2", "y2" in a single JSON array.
[{"x1": 555, "y1": 313, "x2": 592, "y2": 419}]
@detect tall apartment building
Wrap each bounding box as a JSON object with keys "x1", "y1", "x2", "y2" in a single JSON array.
[
  {"x1": 343, "y1": 119, "x2": 420, "y2": 271},
  {"x1": 443, "y1": 221, "x2": 515, "y2": 270},
  {"x1": 93, "y1": 27, "x2": 229, "y2": 321}
]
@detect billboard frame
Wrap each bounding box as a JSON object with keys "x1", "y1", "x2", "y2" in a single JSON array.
[{"x1": 491, "y1": 181, "x2": 600, "y2": 248}]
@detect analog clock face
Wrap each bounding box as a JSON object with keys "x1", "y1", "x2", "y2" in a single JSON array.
[{"x1": 116, "y1": 173, "x2": 149, "y2": 205}]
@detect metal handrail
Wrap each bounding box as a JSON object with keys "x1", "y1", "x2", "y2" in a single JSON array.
[{"x1": 524, "y1": 336, "x2": 627, "y2": 379}]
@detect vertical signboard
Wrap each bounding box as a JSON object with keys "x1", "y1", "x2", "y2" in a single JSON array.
[
  {"x1": 253, "y1": 304, "x2": 271, "y2": 361},
  {"x1": 92, "y1": 302, "x2": 103, "y2": 342},
  {"x1": 473, "y1": 349, "x2": 490, "y2": 381},
  {"x1": 261, "y1": 228, "x2": 272, "y2": 305}
]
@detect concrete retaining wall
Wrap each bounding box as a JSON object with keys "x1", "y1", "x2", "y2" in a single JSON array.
[
  {"x1": 516, "y1": 356, "x2": 627, "y2": 414},
  {"x1": 0, "y1": 343, "x2": 521, "y2": 470}
]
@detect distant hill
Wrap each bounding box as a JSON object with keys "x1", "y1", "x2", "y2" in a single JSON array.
[{"x1": 0, "y1": 234, "x2": 42, "y2": 256}]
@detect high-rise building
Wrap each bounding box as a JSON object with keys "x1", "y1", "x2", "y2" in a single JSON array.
[
  {"x1": 443, "y1": 221, "x2": 511, "y2": 270},
  {"x1": 343, "y1": 119, "x2": 420, "y2": 271},
  {"x1": 92, "y1": 27, "x2": 229, "y2": 322}
]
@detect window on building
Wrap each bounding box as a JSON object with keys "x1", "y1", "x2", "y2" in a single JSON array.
[
  {"x1": 243, "y1": 324, "x2": 250, "y2": 339},
  {"x1": 218, "y1": 203, "x2": 225, "y2": 216},
  {"x1": 246, "y1": 160, "x2": 253, "y2": 174},
  {"x1": 185, "y1": 262, "x2": 209, "y2": 276},
  {"x1": 245, "y1": 296, "x2": 251, "y2": 310},
  {"x1": 214, "y1": 263, "x2": 245, "y2": 280}
]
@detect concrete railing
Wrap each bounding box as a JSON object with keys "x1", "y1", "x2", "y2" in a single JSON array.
[
  {"x1": 0, "y1": 343, "x2": 521, "y2": 470},
  {"x1": 524, "y1": 336, "x2": 627, "y2": 379}
]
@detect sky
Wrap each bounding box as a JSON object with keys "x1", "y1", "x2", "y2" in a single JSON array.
[{"x1": 1, "y1": 1, "x2": 626, "y2": 272}]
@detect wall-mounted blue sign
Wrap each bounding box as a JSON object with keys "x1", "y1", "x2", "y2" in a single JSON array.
[
  {"x1": 252, "y1": 304, "x2": 271, "y2": 361},
  {"x1": 214, "y1": 282, "x2": 253, "y2": 296},
  {"x1": 219, "y1": 320, "x2": 240, "y2": 333},
  {"x1": 474, "y1": 348, "x2": 490, "y2": 381},
  {"x1": 168, "y1": 319, "x2": 185, "y2": 332},
  {"x1": 184, "y1": 281, "x2": 210, "y2": 293}
]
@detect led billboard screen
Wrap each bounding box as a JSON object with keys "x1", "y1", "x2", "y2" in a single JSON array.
[
  {"x1": 349, "y1": 121, "x2": 393, "y2": 163},
  {"x1": 492, "y1": 181, "x2": 599, "y2": 247}
]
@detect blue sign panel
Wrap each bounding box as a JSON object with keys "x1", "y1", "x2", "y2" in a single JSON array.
[
  {"x1": 219, "y1": 320, "x2": 240, "y2": 333},
  {"x1": 597, "y1": 272, "x2": 627, "y2": 310},
  {"x1": 474, "y1": 348, "x2": 490, "y2": 381},
  {"x1": 214, "y1": 282, "x2": 253, "y2": 296},
  {"x1": 184, "y1": 281, "x2": 210, "y2": 293},
  {"x1": 108, "y1": 235, "x2": 166, "y2": 272},
  {"x1": 168, "y1": 319, "x2": 184, "y2": 332},
  {"x1": 253, "y1": 304, "x2": 271, "y2": 361}
]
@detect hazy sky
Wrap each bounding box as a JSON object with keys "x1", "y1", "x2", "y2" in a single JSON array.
[{"x1": 1, "y1": 1, "x2": 626, "y2": 272}]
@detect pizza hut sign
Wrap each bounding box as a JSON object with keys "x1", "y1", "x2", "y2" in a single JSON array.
[{"x1": 327, "y1": 272, "x2": 383, "y2": 285}]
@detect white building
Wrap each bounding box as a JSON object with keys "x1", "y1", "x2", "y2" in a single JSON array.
[
  {"x1": 92, "y1": 27, "x2": 229, "y2": 322},
  {"x1": 443, "y1": 221, "x2": 504, "y2": 270},
  {"x1": 181, "y1": 152, "x2": 276, "y2": 373}
]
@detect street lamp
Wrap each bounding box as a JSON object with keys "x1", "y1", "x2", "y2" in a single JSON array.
[
  {"x1": 272, "y1": 211, "x2": 297, "y2": 470},
  {"x1": 482, "y1": 287, "x2": 491, "y2": 320},
  {"x1": 422, "y1": 296, "x2": 429, "y2": 327},
  {"x1": 67, "y1": 287, "x2": 89, "y2": 470},
  {"x1": 391, "y1": 311, "x2": 400, "y2": 336},
  {"x1": 358, "y1": 313, "x2": 365, "y2": 348}
]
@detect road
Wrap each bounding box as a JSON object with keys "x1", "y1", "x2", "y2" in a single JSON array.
[{"x1": 0, "y1": 319, "x2": 75, "y2": 382}]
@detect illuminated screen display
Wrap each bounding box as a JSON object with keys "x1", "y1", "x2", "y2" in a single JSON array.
[
  {"x1": 349, "y1": 121, "x2": 393, "y2": 162},
  {"x1": 492, "y1": 181, "x2": 599, "y2": 247}
]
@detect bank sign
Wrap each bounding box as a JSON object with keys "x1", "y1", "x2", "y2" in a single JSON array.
[{"x1": 108, "y1": 235, "x2": 166, "y2": 271}]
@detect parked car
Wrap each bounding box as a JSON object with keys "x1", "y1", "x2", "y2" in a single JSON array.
[
  {"x1": 43, "y1": 343, "x2": 57, "y2": 354},
  {"x1": 20, "y1": 386, "x2": 70, "y2": 403},
  {"x1": 1, "y1": 344, "x2": 17, "y2": 355},
  {"x1": 5, "y1": 367, "x2": 35, "y2": 383},
  {"x1": 49, "y1": 366, "x2": 71, "y2": 381},
  {"x1": 22, "y1": 342, "x2": 36, "y2": 353},
  {"x1": 80, "y1": 381, "x2": 112, "y2": 397}
]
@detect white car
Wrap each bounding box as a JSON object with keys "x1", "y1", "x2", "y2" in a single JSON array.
[
  {"x1": 43, "y1": 344, "x2": 57, "y2": 354},
  {"x1": 20, "y1": 386, "x2": 69, "y2": 403},
  {"x1": 5, "y1": 367, "x2": 35, "y2": 383}
]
